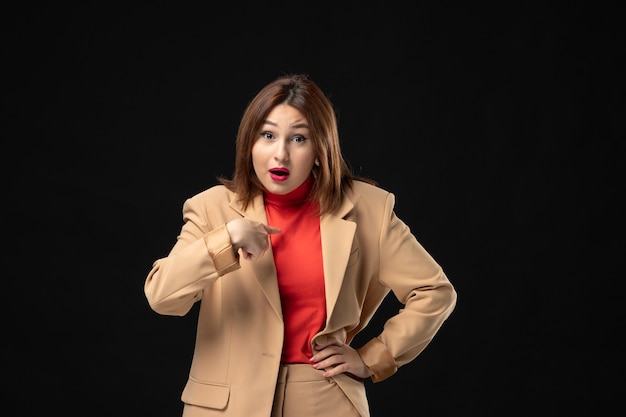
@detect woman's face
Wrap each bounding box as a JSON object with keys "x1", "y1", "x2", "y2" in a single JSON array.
[{"x1": 252, "y1": 103, "x2": 316, "y2": 195}]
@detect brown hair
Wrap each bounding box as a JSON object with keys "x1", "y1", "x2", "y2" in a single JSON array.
[{"x1": 218, "y1": 74, "x2": 374, "y2": 216}]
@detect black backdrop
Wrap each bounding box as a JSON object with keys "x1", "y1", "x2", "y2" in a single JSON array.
[{"x1": 4, "y1": 2, "x2": 624, "y2": 415}]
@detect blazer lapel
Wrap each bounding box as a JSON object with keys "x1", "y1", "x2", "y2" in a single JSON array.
[
  {"x1": 320, "y1": 195, "x2": 355, "y2": 322},
  {"x1": 230, "y1": 194, "x2": 283, "y2": 320}
]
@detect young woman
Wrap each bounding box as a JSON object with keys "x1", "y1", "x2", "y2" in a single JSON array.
[{"x1": 144, "y1": 74, "x2": 457, "y2": 417}]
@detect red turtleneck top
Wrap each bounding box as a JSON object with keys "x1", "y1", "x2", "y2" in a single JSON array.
[{"x1": 263, "y1": 176, "x2": 326, "y2": 363}]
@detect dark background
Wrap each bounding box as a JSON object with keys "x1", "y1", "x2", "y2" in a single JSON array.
[{"x1": 4, "y1": 2, "x2": 624, "y2": 415}]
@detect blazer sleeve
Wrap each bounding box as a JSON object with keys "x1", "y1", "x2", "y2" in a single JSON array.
[
  {"x1": 357, "y1": 191, "x2": 457, "y2": 382},
  {"x1": 144, "y1": 194, "x2": 240, "y2": 316}
]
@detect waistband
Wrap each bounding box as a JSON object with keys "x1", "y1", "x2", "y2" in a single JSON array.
[{"x1": 277, "y1": 364, "x2": 328, "y2": 383}]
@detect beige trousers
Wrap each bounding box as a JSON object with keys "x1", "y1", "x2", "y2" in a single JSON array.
[{"x1": 271, "y1": 364, "x2": 362, "y2": 417}]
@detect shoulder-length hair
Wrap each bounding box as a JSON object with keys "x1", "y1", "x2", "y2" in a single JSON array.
[{"x1": 218, "y1": 73, "x2": 374, "y2": 216}]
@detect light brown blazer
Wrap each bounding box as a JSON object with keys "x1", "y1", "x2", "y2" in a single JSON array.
[{"x1": 145, "y1": 180, "x2": 457, "y2": 417}]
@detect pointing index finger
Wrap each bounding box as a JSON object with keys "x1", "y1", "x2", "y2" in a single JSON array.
[{"x1": 264, "y1": 225, "x2": 282, "y2": 234}]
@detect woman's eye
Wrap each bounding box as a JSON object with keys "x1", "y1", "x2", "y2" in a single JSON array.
[
  {"x1": 261, "y1": 132, "x2": 273, "y2": 140},
  {"x1": 292, "y1": 135, "x2": 306, "y2": 143}
]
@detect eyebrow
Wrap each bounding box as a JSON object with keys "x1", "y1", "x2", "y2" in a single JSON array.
[{"x1": 263, "y1": 120, "x2": 309, "y2": 129}]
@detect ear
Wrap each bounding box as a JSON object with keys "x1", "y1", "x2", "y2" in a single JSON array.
[{"x1": 315, "y1": 158, "x2": 320, "y2": 166}]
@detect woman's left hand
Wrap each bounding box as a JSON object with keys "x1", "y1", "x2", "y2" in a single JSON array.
[{"x1": 310, "y1": 340, "x2": 374, "y2": 379}]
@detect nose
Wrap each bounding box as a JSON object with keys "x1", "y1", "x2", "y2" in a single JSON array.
[{"x1": 274, "y1": 140, "x2": 289, "y2": 162}]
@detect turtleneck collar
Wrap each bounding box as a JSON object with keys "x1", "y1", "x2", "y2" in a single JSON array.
[{"x1": 263, "y1": 175, "x2": 314, "y2": 208}]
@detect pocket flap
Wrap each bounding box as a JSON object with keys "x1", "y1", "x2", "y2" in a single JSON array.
[{"x1": 181, "y1": 379, "x2": 230, "y2": 410}]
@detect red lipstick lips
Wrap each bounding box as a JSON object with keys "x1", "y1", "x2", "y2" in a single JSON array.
[{"x1": 269, "y1": 167, "x2": 290, "y2": 182}]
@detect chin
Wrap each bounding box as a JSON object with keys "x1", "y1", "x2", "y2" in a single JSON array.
[
  {"x1": 269, "y1": 183, "x2": 295, "y2": 194},
  {"x1": 271, "y1": 187, "x2": 291, "y2": 195}
]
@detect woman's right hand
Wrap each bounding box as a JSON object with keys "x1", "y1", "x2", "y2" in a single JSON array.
[{"x1": 226, "y1": 218, "x2": 281, "y2": 261}]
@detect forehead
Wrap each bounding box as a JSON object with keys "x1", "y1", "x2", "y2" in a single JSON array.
[{"x1": 265, "y1": 104, "x2": 307, "y2": 126}]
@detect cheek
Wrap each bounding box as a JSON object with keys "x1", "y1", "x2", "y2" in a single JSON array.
[
  {"x1": 251, "y1": 143, "x2": 265, "y2": 168},
  {"x1": 303, "y1": 150, "x2": 317, "y2": 169},
  {"x1": 293, "y1": 154, "x2": 316, "y2": 176}
]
